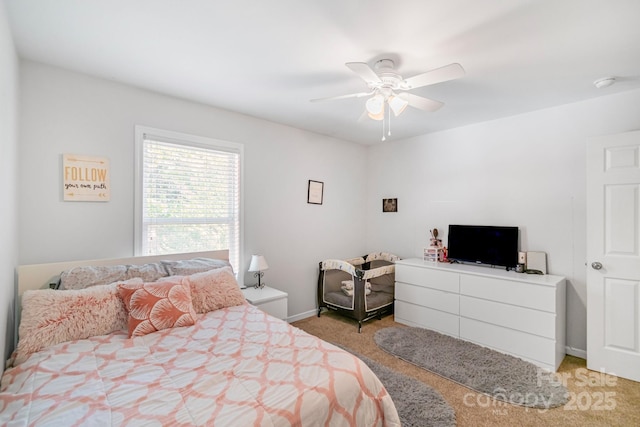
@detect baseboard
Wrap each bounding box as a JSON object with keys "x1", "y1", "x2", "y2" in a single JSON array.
[
  {"x1": 286, "y1": 309, "x2": 317, "y2": 323},
  {"x1": 565, "y1": 346, "x2": 587, "y2": 360}
]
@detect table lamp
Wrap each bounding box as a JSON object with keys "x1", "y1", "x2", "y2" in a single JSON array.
[{"x1": 248, "y1": 255, "x2": 269, "y2": 289}]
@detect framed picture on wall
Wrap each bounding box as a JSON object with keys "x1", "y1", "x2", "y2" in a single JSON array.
[
  {"x1": 307, "y1": 180, "x2": 324, "y2": 205},
  {"x1": 63, "y1": 154, "x2": 111, "y2": 202},
  {"x1": 383, "y1": 198, "x2": 397, "y2": 212}
]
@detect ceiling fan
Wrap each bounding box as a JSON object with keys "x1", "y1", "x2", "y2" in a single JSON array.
[{"x1": 311, "y1": 59, "x2": 465, "y2": 140}]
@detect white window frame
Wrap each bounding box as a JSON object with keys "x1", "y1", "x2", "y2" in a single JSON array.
[{"x1": 134, "y1": 125, "x2": 244, "y2": 285}]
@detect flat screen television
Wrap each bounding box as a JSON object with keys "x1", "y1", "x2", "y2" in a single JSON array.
[{"x1": 447, "y1": 225, "x2": 519, "y2": 269}]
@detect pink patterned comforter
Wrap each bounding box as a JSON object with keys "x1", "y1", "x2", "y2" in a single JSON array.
[{"x1": 0, "y1": 304, "x2": 400, "y2": 426}]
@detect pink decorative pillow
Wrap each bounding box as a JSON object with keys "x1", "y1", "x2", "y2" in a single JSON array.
[
  {"x1": 118, "y1": 278, "x2": 197, "y2": 337},
  {"x1": 12, "y1": 278, "x2": 142, "y2": 367},
  {"x1": 185, "y1": 266, "x2": 247, "y2": 313}
]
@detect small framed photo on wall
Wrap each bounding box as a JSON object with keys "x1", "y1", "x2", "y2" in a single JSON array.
[
  {"x1": 383, "y1": 198, "x2": 397, "y2": 212},
  {"x1": 308, "y1": 180, "x2": 324, "y2": 205}
]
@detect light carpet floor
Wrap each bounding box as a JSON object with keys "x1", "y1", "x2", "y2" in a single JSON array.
[{"x1": 293, "y1": 312, "x2": 640, "y2": 427}]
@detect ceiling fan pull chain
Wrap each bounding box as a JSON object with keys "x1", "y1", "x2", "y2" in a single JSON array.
[
  {"x1": 388, "y1": 105, "x2": 392, "y2": 137},
  {"x1": 381, "y1": 108, "x2": 386, "y2": 141}
]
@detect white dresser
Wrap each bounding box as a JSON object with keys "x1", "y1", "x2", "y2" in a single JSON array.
[{"x1": 395, "y1": 258, "x2": 566, "y2": 371}]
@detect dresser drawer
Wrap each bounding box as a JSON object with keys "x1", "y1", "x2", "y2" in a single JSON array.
[
  {"x1": 396, "y1": 282, "x2": 459, "y2": 315},
  {"x1": 460, "y1": 318, "x2": 557, "y2": 369},
  {"x1": 460, "y1": 295, "x2": 556, "y2": 339},
  {"x1": 460, "y1": 274, "x2": 556, "y2": 312},
  {"x1": 396, "y1": 264, "x2": 459, "y2": 293},
  {"x1": 395, "y1": 300, "x2": 459, "y2": 337}
]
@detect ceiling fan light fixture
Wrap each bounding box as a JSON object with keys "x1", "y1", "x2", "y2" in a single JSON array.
[
  {"x1": 312, "y1": 59, "x2": 465, "y2": 140},
  {"x1": 365, "y1": 94, "x2": 385, "y2": 115},
  {"x1": 367, "y1": 105, "x2": 385, "y2": 121},
  {"x1": 388, "y1": 95, "x2": 409, "y2": 116}
]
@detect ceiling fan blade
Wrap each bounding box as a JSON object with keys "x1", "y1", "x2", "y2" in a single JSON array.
[
  {"x1": 345, "y1": 62, "x2": 382, "y2": 85},
  {"x1": 403, "y1": 63, "x2": 465, "y2": 89},
  {"x1": 310, "y1": 91, "x2": 373, "y2": 102},
  {"x1": 399, "y1": 93, "x2": 444, "y2": 112}
]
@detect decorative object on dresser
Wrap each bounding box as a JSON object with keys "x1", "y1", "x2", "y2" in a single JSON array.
[
  {"x1": 248, "y1": 254, "x2": 269, "y2": 289},
  {"x1": 394, "y1": 258, "x2": 566, "y2": 372},
  {"x1": 429, "y1": 228, "x2": 441, "y2": 247},
  {"x1": 318, "y1": 252, "x2": 400, "y2": 332},
  {"x1": 424, "y1": 228, "x2": 447, "y2": 263},
  {"x1": 423, "y1": 246, "x2": 440, "y2": 263},
  {"x1": 423, "y1": 228, "x2": 446, "y2": 263},
  {"x1": 526, "y1": 251, "x2": 547, "y2": 274}
]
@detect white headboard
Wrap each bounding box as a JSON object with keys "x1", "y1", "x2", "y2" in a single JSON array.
[
  {"x1": 17, "y1": 250, "x2": 228, "y2": 296},
  {"x1": 15, "y1": 250, "x2": 229, "y2": 346}
]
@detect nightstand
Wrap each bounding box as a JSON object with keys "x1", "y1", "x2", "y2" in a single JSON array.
[{"x1": 242, "y1": 286, "x2": 288, "y2": 320}]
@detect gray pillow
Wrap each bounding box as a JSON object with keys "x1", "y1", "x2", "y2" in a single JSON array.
[
  {"x1": 125, "y1": 262, "x2": 167, "y2": 283},
  {"x1": 161, "y1": 258, "x2": 232, "y2": 276},
  {"x1": 59, "y1": 265, "x2": 128, "y2": 290}
]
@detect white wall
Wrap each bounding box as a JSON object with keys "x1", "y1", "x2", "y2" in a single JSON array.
[
  {"x1": 18, "y1": 61, "x2": 368, "y2": 320},
  {"x1": 0, "y1": 2, "x2": 19, "y2": 366},
  {"x1": 17, "y1": 58, "x2": 640, "y2": 355},
  {"x1": 366, "y1": 88, "x2": 640, "y2": 354}
]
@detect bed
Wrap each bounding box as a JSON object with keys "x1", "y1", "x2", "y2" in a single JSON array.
[{"x1": 0, "y1": 251, "x2": 400, "y2": 426}]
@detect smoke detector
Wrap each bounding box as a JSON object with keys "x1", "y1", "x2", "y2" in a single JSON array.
[{"x1": 594, "y1": 77, "x2": 616, "y2": 89}]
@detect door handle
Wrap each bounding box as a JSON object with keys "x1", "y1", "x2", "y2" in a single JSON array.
[{"x1": 591, "y1": 261, "x2": 603, "y2": 270}]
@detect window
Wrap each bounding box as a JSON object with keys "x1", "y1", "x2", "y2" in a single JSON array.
[{"x1": 135, "y1": 126, "x2": 243, "y2": 277}]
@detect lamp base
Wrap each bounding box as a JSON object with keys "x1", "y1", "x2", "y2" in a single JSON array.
[{"x1": 253, "y1": 271, "x2": 265, "y2": 289}]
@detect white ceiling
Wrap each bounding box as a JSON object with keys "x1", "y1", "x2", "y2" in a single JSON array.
[{"x1": 5, "y1": 0, "x2": 640, "y2": 145}]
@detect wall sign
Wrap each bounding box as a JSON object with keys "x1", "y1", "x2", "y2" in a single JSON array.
[{"x1": 63, "y1": 154, "x2": 110, "y2": 202}]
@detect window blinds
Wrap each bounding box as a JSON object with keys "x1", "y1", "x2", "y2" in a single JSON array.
[{"x1": 141, "y1": 134, "x2": 240, "y2": 271}]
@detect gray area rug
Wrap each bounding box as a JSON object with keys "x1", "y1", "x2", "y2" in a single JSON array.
[
  {"x1": 375, "y1": 327, "x2": 569, "y2": 409},
  {"x1": 338, "y1": 345, "x2": 456, "y2": 427}
]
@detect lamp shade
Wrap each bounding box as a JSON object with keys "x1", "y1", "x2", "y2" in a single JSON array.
[
  {"x1": 365, "y1": 94, "x2": 385, "y2": 115},
  {"x1": 388, "y1": 95, "x2": 408, "y2": 116},
  {"x1": 367, "y1": 108, "x2": 385, "y2": 121},
  {"x1": 248, "y1": 255, "x2": 269, "y2": 272},
  {"x1": 367, "y1": 95, "x2": 385, "y2": 121}
]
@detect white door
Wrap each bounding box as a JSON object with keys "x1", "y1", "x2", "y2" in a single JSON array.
[{"x1": 586, "y1": 130, "x2": 640, "y2": 382}]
